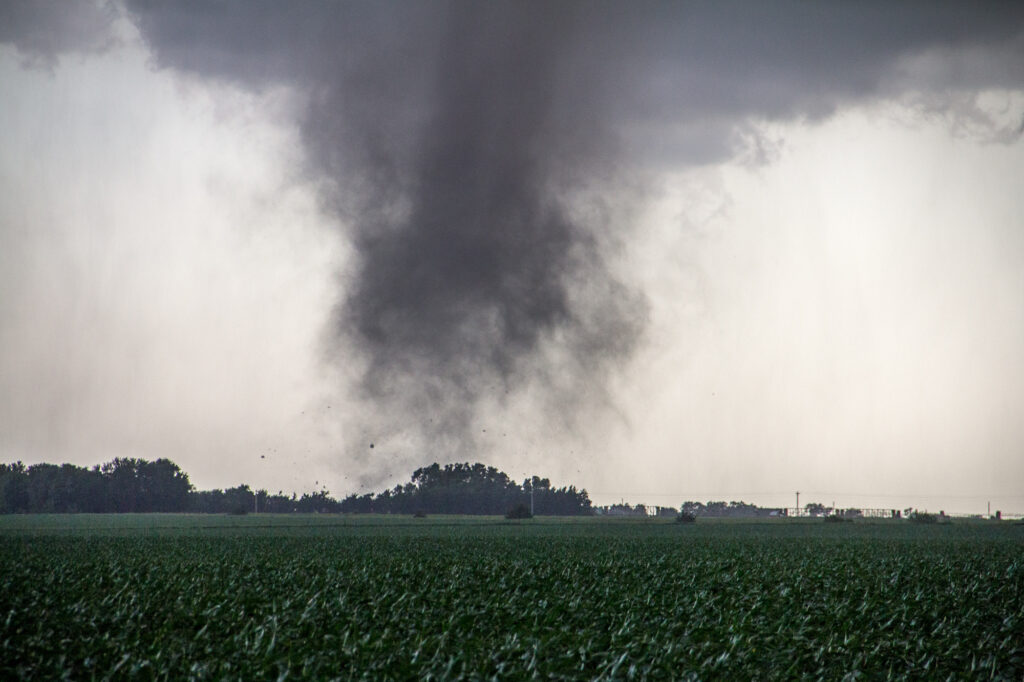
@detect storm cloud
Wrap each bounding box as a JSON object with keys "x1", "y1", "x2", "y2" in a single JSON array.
[
  {"x1": 124, "y1": 1, "x2": 652, "y2": 458},
  {"x1": 0, "y1": 0, "x2": 119, "y2": 67},
  {"x1": 117, "y1": 2, "x2": 1024, "y2": 457},
  {"x1": 3, "y1": 1, "x2": 1024, "y2": 496}
]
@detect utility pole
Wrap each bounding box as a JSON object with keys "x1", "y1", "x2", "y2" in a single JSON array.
[
  {"x1": 795, "y1": 491, "x2": 799, "y2": 517},
  {"x1": 530, "y1": 477, "x2": 535, "y2": 517}
]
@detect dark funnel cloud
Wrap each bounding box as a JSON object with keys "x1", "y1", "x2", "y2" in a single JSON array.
[
  {"x1": 124, "y1": 1, "x2": 647, "y2": 458},
  {"x1": 114, "y1": 0, "x2": 1024, "y2": 465},
  {"x1": 330, "y1": 3, "x2": 645, "y2": 449}
]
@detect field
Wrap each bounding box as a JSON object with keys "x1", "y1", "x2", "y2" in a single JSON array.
[{"x1": 2, "y1": 515, "x2": 1022, "y2": 679}]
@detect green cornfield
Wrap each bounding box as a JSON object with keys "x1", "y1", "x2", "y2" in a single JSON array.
[{"x1": 1, "y1": 515, "x2": 1021, "y2": 679}]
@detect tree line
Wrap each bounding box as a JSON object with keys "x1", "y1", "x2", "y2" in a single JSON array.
[
  {"x1": 0, "y1": 459, "x2": 592, "y2": 516},
  {"x1": 0, "y1": 459, "x2": 191, "y2": 513},
  {"x1": 339, "y1": 462, "x2": 592, "y2": 515},
  {"x1": 679, "y1": 500, "x2": 785, "y2": 517},
  {"x1": 594, "y1": 501, "x2": 789, "y2": 518}
]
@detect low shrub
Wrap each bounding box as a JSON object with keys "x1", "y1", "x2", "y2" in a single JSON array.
[
  {"x1": 675, "y1": 512, "x2": 697, "y2": 524},
  {"x1": 505, "y1": 503, "x2": 532, "y2": 520}
]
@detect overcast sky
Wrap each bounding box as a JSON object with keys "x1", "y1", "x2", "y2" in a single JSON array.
[{"x1": 2, "y1": 1, "x2": 1023, "y2": 513}]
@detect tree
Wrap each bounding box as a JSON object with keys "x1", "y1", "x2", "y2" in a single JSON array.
[
  {"x1": 0, "y1": 462, "x2": 29, "y2": 513},
  {"x1": 102, "y1": 458, "x2": 144, "y2": 512},
  {"x1": 136, "y1": 459, "x2": 192, "y2": 512},
  {"x1": 804, "y1": 502, "x2": 827, "y2": 517}
]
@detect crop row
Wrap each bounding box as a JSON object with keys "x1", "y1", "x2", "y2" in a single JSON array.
[{"x1": 2, "y1": 534, "x2": 1022, "y2": 679}]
